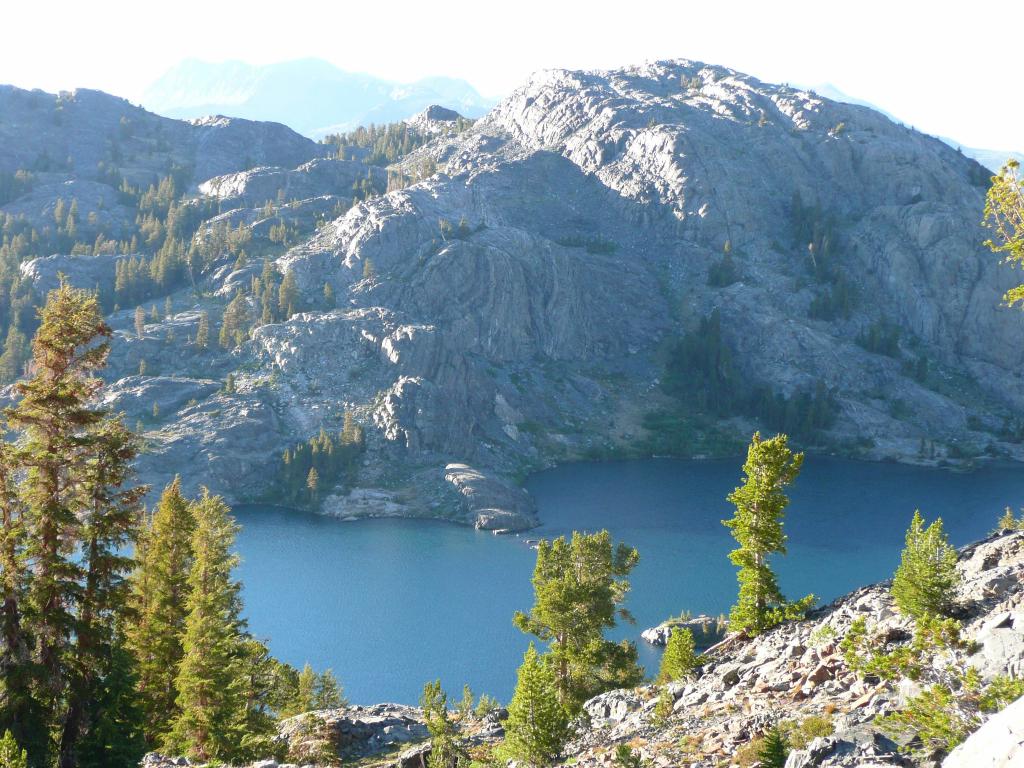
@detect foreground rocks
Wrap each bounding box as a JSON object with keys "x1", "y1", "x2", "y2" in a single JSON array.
[
  {"x1": 942, "y1": 693, "x2": 1024, "y2": 768},
  {"x1": 560, "y1": 530, "x2": 1024, "y2": 767},
  {"x1": 144, "y1": 702, "x2": 506, "y2": 768}
]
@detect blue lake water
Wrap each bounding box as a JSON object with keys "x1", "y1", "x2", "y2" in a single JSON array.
[{"x1": 233, "y1": 456, "x2": 1024, "y2": 705}]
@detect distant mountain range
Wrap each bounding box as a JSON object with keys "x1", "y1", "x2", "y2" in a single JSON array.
[
  {"x1": 140, "y1": 58, "x2": 495, "y2": 138},
  {"x1": 809, "y1": 83, "x2": 1022, "y2": 172}
]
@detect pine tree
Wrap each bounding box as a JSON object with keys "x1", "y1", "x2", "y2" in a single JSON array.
[
  {"x1": 126, "y1": 478, "x2": 195, "y2": 745},
  {"x1": 758, "y1": 726, "x2": 789, "y2": 768},
  {"x1": 306, "y1": 468, "x2": 319, "y2": 501},
  {"x1": 219, "y1": 293, "x2": 251, "y2": 349},
  {"x1": 0, "y1": 441, "x2": 37, "y2": 758},
  {"x1": 314, "y1": 670, "x2": 343, "y2": 710},
  {"x1": 514, "y1": 531, "x2": 642, "y2": 711},
  {"x1": 996, "y1": 506, "x2": 1022, "y2": 532},
  {"x1": 75, "y1": 642, "x2": 145, "y2": 768},
  {"x1": 722, "y1": 433, "x2": 813, "y2": 636},
  {"x1": 656, "y1": 627, "x2": 698, "y2": 684},
  {"x1": 164, "y1": 491, "x2": 244, "y2": 762},
  {"x1": 456, "y1": 685, "x2": 473, "y2": 719},
  {"x1": 278, "y1": 272, "x2": 298, "y2": 318},
  {"x1": 134, "y1": 306, "x2": 145, "y2": 339},
  {"x1": 194, "y1": 311, "x2": 209, "y2": 349},
  {"x1": 0, "y1": 730, "x2": 27, "y2": 768},
  {"x1": 501, "y1": 644, "x2": 569, "y2": 768},
  {"x1": 5, "y1": 284, "x2": 111, "y2": 762},
  {"x1": 983, "y1": 159, "x2": 1024, "y2": 306},
  {"x1": 420, "y1": 680, "x2": 467, "y2": 768},
  {"x1": 891, "y1": 510, "x2": 960, "y2": 621},
  {"x1": 293, "y1": 663, "x2": 317, "y2": 714},
  {"x1": 232, "y1": 639, "x2": 286, "y2": 761},
  {"x1": 58, "y1": 418, "x2": 144, "y2": 768}
]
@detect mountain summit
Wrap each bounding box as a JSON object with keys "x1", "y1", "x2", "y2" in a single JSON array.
[{"x1": 141, "y1": 57, "x2": 494, "y2": 137}]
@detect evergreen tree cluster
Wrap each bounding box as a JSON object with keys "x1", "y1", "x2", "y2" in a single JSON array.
[
  {"x1": 663, "y1": 310, "x2": 840, "y2": 439},
  {"x1": 0, "y1": 286, "x2": 342, "y2": 767},
  {"x1": 278, "y1": 415, "x2": 366, "y2": 507},
  {"x1": 323, "y1": 122, "x2": 433, "y2": 166},
  {"x1": 0, "y1": 171, "x2": 218, "y2": 384},
  {"x1": 0, "y1": 283, "x2": 146, "y2": 767}
]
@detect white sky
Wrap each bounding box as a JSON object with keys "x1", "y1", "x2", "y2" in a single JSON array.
[{"x1": 2, "y1": 0, "x2": 1021, "y2": 150}]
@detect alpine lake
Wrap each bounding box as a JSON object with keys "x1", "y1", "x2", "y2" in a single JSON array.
[{"x1": 232, "y1": 456, "x2": 1024, "y2": 704}]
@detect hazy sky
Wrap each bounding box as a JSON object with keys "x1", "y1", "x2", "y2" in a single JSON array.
[{"x1": 2, "y1": 0, "x2": 1021, "y2": 150}]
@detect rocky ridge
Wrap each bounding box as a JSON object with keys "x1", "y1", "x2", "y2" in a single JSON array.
[
  {"x1": 6, "y1": 59, "x2": 1024, "y2": 527},
  {"x1": 563, "y1": 530, "x2": 1024, "y2": 767}
]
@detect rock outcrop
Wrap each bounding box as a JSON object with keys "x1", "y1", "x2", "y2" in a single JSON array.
[
  {"x1": 559, "y1": 530, "x2": 1024, "y2": 767},
  {"x1": 942, "y1": 694, "x2": 1024, "y2": 768},
  {"x1": 641, "y1": 615, "x2": 728, "y2": 648}
]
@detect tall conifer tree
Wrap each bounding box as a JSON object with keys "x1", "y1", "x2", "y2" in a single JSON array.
[
  {"x1": 5, "y1": 284, "x2": 111, "y2": 763},
  {"x1": 501, "y1": 644, "x2": 569, "y2": 768},
  {"x1": 126, "y1": 478, "x2": 195, "y2": 744},
  {"x1": 59, "y1": 419, "x2": 145, "y2": 768},
  {"x1": 165, "y1": 491, "x2": 244, "y2": 762},
  {"x1": 722, "y1": 433, "x2": 813, "y2": 636},
  {"x1": 514, "y1": 531, "x2": 642, "y2": 711}
]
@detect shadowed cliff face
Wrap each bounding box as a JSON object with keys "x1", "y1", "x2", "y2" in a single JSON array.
[{"x1": 10, "y1": 61, "x2": 1024, "y2": 528}]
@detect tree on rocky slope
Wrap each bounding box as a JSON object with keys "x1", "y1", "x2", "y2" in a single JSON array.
[
  {"x1": 420, "y1": 680, "x2": 468, "y2": 768},
  {"x1": 3, "y1": 283, "x2": 148, "y2": 768},
  {"x1": 514, "y1": 530, "x2": 643, "y2": 711},
  {"x1": 722, "y1": 433, "x2": 814, "y2": 636},
  {"x1": 219, "y1": 292, "x2": 251, "y2": 349},
  {"x1": 500, "y1": 644, "x2": 569, "y2": 768},
  {"x1": 890, "y1": 510, "x2": 960, "y2": 621},
  {"x1": 656, "y1": 627, "x2": 698, "y2": 683},
  {"x1": 194, "y1": 311, "x2": 209, "y2": 349},
  {"x1": 984, "y1": 159, "x2": 1024, "y2": 306},
  {"x1": 757, "y1": 725, "x2": 790, "y2": 768},
  {"x1": 280, "y1": 663, "x2": 345, "y2": 717},
  {"x1": 126, "y1": 477, "x2": 195, "y2": 745}
]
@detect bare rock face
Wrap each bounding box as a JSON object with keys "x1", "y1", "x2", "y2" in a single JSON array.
[
  {"x1": 198, "y1": 158, "x2": 386, "y2": 208},
  {"x1": 942, "y1": 694, "x2": 1024, "y2": 768},
  {"x1": 444, "y1": 463, "x2": 538, "y2": 531},
  {"x1": 10, "y1": 59, "x2": 1024, "y2": 523}
]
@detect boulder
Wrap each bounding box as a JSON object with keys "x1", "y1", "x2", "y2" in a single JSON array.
[{"x1": 943, "y1": 695, "x2": 1024, "y2": 767}]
